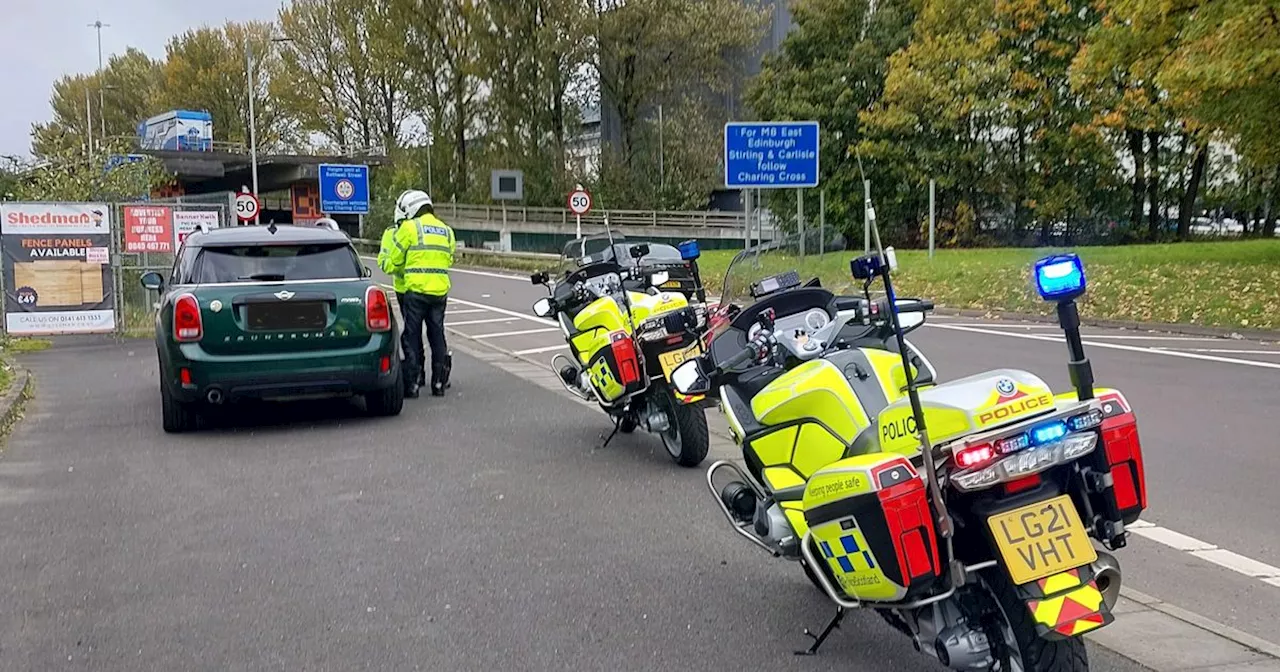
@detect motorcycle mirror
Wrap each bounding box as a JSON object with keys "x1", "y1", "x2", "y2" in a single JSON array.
[
  {"x1": 630, "y1": 243, "x2": 650, "y2": 259},
  {"x1": 532, "y1": 298, "x2": 553, "y2": 318},
  {"x1": 530, "y1": 271, "x2": 549, "y2": 286},
  {"x1": 651, "y1": 270, "x2": 670, "y2": 286},
  {"x1": 671, "y1": 359, "x2": 710, "y2": 396},
  {"x1": 898, "y1": 311, "x2": 925, "y2": 331}
]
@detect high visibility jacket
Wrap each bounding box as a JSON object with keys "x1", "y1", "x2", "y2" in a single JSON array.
[
  {"x1": 377, "y1": 225, "x2": 407, "y2": 293},
  {"x1": 388, "y1": 212, "x2": 455, "y2": 296}
]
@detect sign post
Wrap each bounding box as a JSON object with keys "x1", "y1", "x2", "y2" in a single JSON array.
[
  {"x1": 567, "y1": 185, "x2": 593, "y2": 238},
  {"x1": 234, "y1": 190, "x2": 261, "y2": 224},
  {"x1": 724, "y1": 121, "x2": 820, "y2": 247}
]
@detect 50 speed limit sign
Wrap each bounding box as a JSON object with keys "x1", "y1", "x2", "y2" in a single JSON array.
[
  {"x1": 235, "y1": 192, "x2": 262, "y2": 222},
  {"x1": 567, "y1": 188, "x2": 592, "y2": 216}
]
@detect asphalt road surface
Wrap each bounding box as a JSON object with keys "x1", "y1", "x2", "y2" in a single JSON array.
[
  {"x1": 0, "y1": 338, "x2": 1155, "y2": 671},
  {"x1": 370, "y1": 262, "x2": 1280, "y2": 645}
]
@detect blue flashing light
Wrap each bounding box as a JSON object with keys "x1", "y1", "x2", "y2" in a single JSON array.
[
  {"x1": 679, "y1": 239, "x2": 701, "y2": 261},
  {"x1": 1030, "y1": 421, "x2": 1069, "y2": 446},
  {"x1": 1034, "y1": 254, "x2": 1086, "y2": 302}
]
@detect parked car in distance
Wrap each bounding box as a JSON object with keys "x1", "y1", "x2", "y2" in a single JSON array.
[{"x1": 141, "y1": 223, "x2": 403, "y2": 433}]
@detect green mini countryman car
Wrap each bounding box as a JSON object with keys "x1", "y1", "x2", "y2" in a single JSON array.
[{"x1": 141, "y1": 223, "x2": 403, "y2": 433}]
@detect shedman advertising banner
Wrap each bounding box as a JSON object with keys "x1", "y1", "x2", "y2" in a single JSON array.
[{"x1": 1, "y1": 203, "x2": 116, "y2": 335}]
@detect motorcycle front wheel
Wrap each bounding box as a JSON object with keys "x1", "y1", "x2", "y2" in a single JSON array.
[{"x1": 655, "y1": 383, "x2": 710, "y2": 467}]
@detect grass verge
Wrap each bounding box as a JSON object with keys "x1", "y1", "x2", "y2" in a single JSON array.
[{"x1": 471, "y1": 239, "x2": 1280, "y2": 331}]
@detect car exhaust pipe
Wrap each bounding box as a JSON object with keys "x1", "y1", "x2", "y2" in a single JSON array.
[
  {"x1": 1093, "y1": 550, "x2": 1122, "y2": 611},
  {"x1": 206, "y1": 387, "x2": 225, "y2": 405}
]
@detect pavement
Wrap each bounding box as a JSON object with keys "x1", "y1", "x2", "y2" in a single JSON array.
[{"x1": 0, "y1": 260, "x2": 1273, "y2": 671}]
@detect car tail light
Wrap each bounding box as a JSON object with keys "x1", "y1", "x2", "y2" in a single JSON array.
[
  {"x1": 366, "y1": 286, "x2": 391, "y2": 332},
  {"x1": 1099, "y1": 392, "x2": 1146, "y2": 523},
  {"x1": 173, "y1": 294, "x2": 202, "y2": 342},
  {"x1": 379, "y1": 356, "x2": 391, "y2": 374},
  {"x1": 179, "y1": 367, "x2": 193, "y2": 387},
  {"x1": 609, "y1": 331, "x2": 641, "y2": 386},
  {"x1": 955, "y1": 442, "x2": 996, "y2": 469}
]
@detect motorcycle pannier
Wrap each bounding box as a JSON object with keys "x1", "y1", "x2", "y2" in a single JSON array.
[{"x1": 802, "y1": 453, "x2": 942, "y2": 603}]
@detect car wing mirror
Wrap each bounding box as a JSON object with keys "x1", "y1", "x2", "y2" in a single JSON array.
[
  {"x1": 671, "y1": 358, "x2": 711, "y2": 396},
  {"x1": 140, "y1": 271, "x2": 165, "y2": 291}
]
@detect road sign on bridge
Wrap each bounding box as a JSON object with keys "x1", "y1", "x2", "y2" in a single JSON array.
[
  {"x1": 724, "y1": 121, "x2": 820, "y2": 189},
  {"x1": 318, "y1": 164, "x2": 370, "y2": 214}
]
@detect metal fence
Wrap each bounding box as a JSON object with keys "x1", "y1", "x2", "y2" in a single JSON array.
[{"x1": 112, "y1": 197, "x2": 232, "y2": 337}]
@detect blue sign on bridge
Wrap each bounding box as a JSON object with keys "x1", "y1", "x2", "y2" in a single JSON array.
[
  {"x1": 724, "y1": 121, "x2": 820, "y2": 189},
  {"x1": 318, "y1": 163, "x2": 370, "y2": 214}
]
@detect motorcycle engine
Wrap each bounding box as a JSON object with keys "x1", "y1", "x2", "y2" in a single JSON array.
[{"x1": 903, "y1": 599, "x2": 994, "y2": 672}]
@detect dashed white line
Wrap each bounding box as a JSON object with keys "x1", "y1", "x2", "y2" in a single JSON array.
[
  {"x1": 512, "y1": 344, "x2": 568, "y2": 355},
  {"x1": 472, "y1": 328, "x2": 559, "y2": 339},
  {"x1": 447, "y1": 317, "x2": 519, "y2": 327},
  {"x1": 445, "y1": 308, "x2": 489, "y2": 315},
  {"x1": 1152, "y1": 348, "x2": 1280, "y2": 355},
  {"x1": 1130, "y1": 526, "x2": 1217, "y2": 551},
  {"x1": 447, "y1": 297, "x2": 558, "y2": 326}
]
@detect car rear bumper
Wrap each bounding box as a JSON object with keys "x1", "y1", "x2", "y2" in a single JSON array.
[{"x1": 161, "y1": 335, "x2": 400, "y2": 403}]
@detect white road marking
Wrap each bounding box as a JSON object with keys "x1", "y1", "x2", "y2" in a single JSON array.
[
  {"x1": 928, "y1": 323, "x2": 1280, "y2": 370},
  {"x1": 1189, "y1": 549, "x2": 1280, "y2": 578},
  {"x1": 452, "y1": 266, "x2": 535, "y2": 281},
  {"x1": 445, "y1": 308, "x2": 489, "y2": 315},
  {"x1": 472, "y1": 328, "x2": 559, "y2": 339},
  {"x1": 946, "y1": 323, "x2": 1061, "y2": 329},
  {"x1": 513, "y1": 344, "x2": 568, "y2": 355},
  {"x1": 1130, "y1": 526, "x2": 1218, "y2": 551},
  {"x1": 447, "y1": 317, "x2": 519, "y2": 327},
  {"x1": 1152, "y1": 348, "x2": 1280, "y2": 355},
  {"x1": 1072, "y1": 335, "x2": 1228, "y2": 342},
  {"x1": 447, "y1": 297, "x2": 558, "y2": 326}
]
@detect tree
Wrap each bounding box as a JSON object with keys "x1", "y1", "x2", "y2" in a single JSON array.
[
  {"x1": 276, "y1": 0, "x2": 412, "y2": 154},
  {"x1": 159, "y1": 22, "x2": 295, "y2": 152},
  {"x1": 30, "y1": 48, "x2": 164, "y2": 158},
  {"x1": 7, "y1": 138, "x2": 171, "y2": 202},
  {"x1": 593, "y1": 0, "x2": 767, "y2": 168},
  {"x1": 748, "y1": 0, "x2": 918, "y2": 241}
]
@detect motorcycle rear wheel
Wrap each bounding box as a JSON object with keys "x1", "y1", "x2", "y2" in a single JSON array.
[{"x1": 979, "y1": 569, "x2": 1089, "y2": 672}]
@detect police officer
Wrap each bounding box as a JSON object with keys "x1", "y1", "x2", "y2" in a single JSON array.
[
  {"x1": 386, "y1": 189, "x2": 454, "y2": 398},
  {"x1": 377, "y1": 215, "x2": 425, "y2": 388}
]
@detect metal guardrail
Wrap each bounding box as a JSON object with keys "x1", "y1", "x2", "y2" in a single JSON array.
[
  {"x1": 351, "y1": 239, "x2": 558, "y2": 261},
  {"x1": 433, "y1": 202, "x2": 753, "y2": 230}
]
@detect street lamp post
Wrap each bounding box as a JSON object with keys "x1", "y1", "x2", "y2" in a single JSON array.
[{"x1": 245, "y1": 35, "x2": 292, "y2": 224}]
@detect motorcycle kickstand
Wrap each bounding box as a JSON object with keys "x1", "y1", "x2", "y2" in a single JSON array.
[
  {"x1": 795, "y1": 607, "x2": 845, "y2": 656},
  {"x1": 600, "y1": 416, "x2": 623, "y2": 448}
]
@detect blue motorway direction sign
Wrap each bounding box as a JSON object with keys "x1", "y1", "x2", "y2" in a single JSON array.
[
  {"x1": 318, "y1": 163, "x2": 370, "y2": 214},
  {"x1": 724, "y1": 121, "x2": 820, "y2": 189}
]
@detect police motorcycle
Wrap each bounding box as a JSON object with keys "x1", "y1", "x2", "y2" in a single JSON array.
[
  {"x1": 530, "y1": 232, "x2": 713, "y2": 467},
  {"x1": 669, "y1": 212, "x2": 1148, "y2": 671}
]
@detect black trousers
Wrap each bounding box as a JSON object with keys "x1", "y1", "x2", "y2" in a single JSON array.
[{"x1": 400, "y1": 291, "x2": 448, "y2": 388}]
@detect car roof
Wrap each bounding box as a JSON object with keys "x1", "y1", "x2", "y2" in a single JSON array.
[{"x1": 185, "y1": 224, "x2": 351, "y2": 248}]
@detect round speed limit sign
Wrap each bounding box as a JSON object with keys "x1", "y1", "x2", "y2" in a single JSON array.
[
  {"x1": 567, "y1": 188, "x2": 592, "y2": 216},
  {"x1": 235, "y1": 192, "x2": 262, "y2": 222}
]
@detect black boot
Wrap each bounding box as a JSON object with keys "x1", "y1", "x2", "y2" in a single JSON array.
[
  {"x1": 442, "y1": 351, "x2": 452, "y2": 390},
  {"x1": 405, "y1": 382, "x2": 420, "y2": 399},
  {"x1": 431, "y1": 363, "x2": 446, "y2": 397}
]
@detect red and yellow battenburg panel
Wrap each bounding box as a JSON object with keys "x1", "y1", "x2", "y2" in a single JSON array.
[{"x1": 1025, "y1": 569, "x2": 1114, "y2": 638}]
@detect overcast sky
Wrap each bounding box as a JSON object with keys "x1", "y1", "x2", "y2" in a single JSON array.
[{"x1": 1, "y1": 0, "x2": 283, "y2": 159}]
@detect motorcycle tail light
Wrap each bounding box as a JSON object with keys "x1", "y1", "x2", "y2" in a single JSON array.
[
  {"x1": 955, "y1": 442, "x2": 996, "y2": 469},
  {"x1": 610, "y1": 331, "x2": 642, "y2": 386},
  {"x1": 1099, "y1": 391, "x2": 1146, "y2": 523}
]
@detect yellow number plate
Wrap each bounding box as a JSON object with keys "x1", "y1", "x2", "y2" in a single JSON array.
[
  {"x1": 659, "y1": 342, "x2": 701, "y2": 380},
  {"x1": 987, "y1": 495, "x2": 1098, "y2": 585},
  {"x1": 661, "y1": 280, "x2": 682, "y2": 289}
]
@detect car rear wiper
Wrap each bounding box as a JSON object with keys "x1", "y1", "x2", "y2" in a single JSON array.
[{"x1": 239, "y1": 273, "x2": 287, "y2": 281}]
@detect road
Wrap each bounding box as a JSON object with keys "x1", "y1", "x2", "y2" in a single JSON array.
[
  {"x1": 0, "y1": 338, "x2": 1155, "y2": 671},
  {"x1": 0, "y1": 259, "x2": 1274, "y2": 670},
  {"x1": 370, "y1": 262, "x2": 1280, "y2": 646}
]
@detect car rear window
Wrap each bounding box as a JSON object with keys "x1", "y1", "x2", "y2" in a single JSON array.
[{"x1": 190, "y1": 244, "x2": 362, "y2": 283}]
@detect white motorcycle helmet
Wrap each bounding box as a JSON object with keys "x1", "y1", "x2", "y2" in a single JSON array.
[{"x1": 395, "y1": 189, "x2": 433, "y2": 221}]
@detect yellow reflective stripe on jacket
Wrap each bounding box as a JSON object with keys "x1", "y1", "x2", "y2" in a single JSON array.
[{"x1": 391, "y1": 213, "x2": 454, "y2": 296}]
